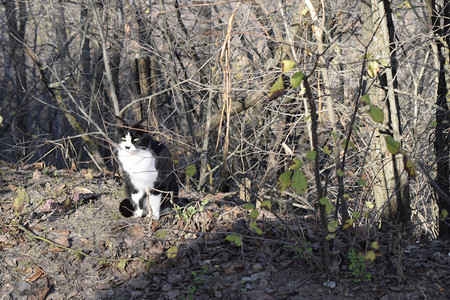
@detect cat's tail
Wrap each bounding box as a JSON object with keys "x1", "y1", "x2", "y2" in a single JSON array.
[{"x1": 119, "y1": 199, "x2": 135, "y2": 218}]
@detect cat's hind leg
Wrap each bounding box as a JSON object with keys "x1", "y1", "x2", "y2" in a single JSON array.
[{"x1": 119, "y1": 199, "x2": 135, "y2": 217}]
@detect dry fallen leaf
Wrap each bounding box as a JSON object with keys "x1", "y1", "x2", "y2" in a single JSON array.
[
  {"x1": 70, "y1": 161, "x2": 77, "y2": 171},
  {"x1": 42, "y1": 199, "x2": 55, "y2": 211},
  {"x1": 32, "y1": 169, "x2": 41, "y2": 181},
  {"x1": 151, "y1": 222, "x2": 161, "y2": 232},
  {"x1": 32, "y1": 162, "x2": 45, "y2": 170},
  {"x1": 73, "y1": 190, "x2": 79, "y2": 203},
  {"x1": 55, "y1": 183, "x2": 66, "y2": 193},
  {"x1": 54, "y1": 236, "x2": 70, "y2": 247},
  {"x1": 49, "y1": 229, "x2": 70, "y2": 235},
  {"x1": 25, "y1": 265, "x2": 47, "y2": 282},
  {"x1": 8, "y1": 183, "x2": 18, "y2": 192},
  {"x1": 74, "y1": 186, "x2": 93, "y2": 194},
  {"x1": 48, "y1": 247, "x2": 65, "y2": 253},
  {"x1": 34, "y1": 277, "x2": 52, "y2": 300}
]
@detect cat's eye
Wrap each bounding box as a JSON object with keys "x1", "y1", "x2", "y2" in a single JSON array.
[
  {"x1": 121, "y1": 137, "x2": 126, "y2": 141},
  {"x1": 133, "y1": 138, "x2": 139, "y2": 142}
]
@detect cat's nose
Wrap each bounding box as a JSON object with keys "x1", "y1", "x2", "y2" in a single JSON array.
[{"x1": 125, "y1": 145, "x2": 130, "y2": 150}]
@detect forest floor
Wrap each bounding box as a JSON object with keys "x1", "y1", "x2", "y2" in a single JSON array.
[{"x1": 0, "y1": 163, "x2": 449, "y2": 300}]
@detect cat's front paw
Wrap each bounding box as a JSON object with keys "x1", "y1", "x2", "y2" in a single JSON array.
[
  {"x1": 119, "y1": 199, "x2": 135, "y2": 218},
  {"x1": 147, "y1": 210, "x2": 160, "y2": 220}
]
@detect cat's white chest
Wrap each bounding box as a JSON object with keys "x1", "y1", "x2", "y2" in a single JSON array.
[{"x1": 117, "y1": 148, "x2": 158, "y2": 191}]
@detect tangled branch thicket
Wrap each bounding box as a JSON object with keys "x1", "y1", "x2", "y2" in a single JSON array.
[{"x1": 1, "y1": 0, "x2": 449, "y2": 267}]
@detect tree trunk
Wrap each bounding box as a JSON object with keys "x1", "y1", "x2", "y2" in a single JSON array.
[
  {"x1": 2, "y1": 0, "x2": 28, "y2": 135},
  {"x1": 426, "y1": 0, "x2": 450, "y2": 237},
  {"x1": 362, "y1": 0, "x2": 411, "y2": 226}
]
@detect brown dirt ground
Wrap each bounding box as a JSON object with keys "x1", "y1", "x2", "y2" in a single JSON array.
[{"x1": 0, "y1": 164, "x2": 449, "y2": 300}]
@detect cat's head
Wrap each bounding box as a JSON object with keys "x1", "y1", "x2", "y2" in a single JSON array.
[{"x1": 116, "y1": 116, "x2": 150, "y2": 151}]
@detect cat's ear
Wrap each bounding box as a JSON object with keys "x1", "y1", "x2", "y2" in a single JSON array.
[
  {"x1": 115, "y1": 116, "x2": 128, "y2": 134},
  {"x1": 137, "y1": 120, "x2": 149, "y2": 130},
  {"x1": 116, "y1": 116, "x2": 126, "y2": 127}
]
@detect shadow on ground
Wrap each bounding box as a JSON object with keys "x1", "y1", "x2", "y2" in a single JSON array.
[{"x1": 0, "y1": 165, "x2": 449, "y2": 299}]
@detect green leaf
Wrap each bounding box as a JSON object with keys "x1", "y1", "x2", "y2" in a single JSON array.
[
  {"x1": 365, "y1": 250, "x2": 376, "y2": 261},
  {"x1": 282, "y1": 60, "x2": 296, "y2": 73},
  {"x1": 319, "y1": 197, "x2": 330, "y2": 206},
  {"x1": 261, "y1": 200, "x2": 272, "y2": 210},
  {"x1": 155, "y1": 230, "x2": 168, "y2": 239},
  {"x1": 268, "y1": 75, "x2": 284, "y2": 100},
  {"x1": 319, "y1": 197, "x2": 334, "y2": 214},
  {"x1": 291, "y1": 169, "x2": 307, "y2": 194},
  {"x1": 371, "y1": 241, "x2": 380, "y2": 250},
  {"x1": 186, "y1": 164, "x2": 197, "y2": 177},
  {"x1": 352, "y1": 211, "x2": 361, "y2": 219},
  {"x1": 13, "y1": 187, "x2": 30, "y2": 213},
  {"x1": 326, "y1": 233, "x2": 336, "y2": 240},
  {"x1": 167, "y1": 246, "x2": 178, "y2": 259},
  {"x1": 357, "y1": 178, "x2": 367, "y2": 186},
  {"x1": 384, "y1": 135, "x2": 400, "y2": 155},
  {"x1": 336, "y1": 169, "x2": 344, "y2": 177},
  {"x1": 323, "y1": 145, "x2": 332, "y2": 154},
  {"x1": 118, "y1": 259, "x2": 128, "y2": 272},
  {"x1": 291, "y1": 71, "x2": 304, "y2": 88},
  {"x1": 328, "y1": 220, "x2": 338, "y2": 233},
  {"x1": 368, "y1": 104, "x2": 384, "y2": 123},
  {"x1": 431, "y1": 120, "x2": 437, "y2": 127},
  {"x1": 225, "y1": 234, "x2": 242, "y2": 247},
  {"x1": 367, "y1": 61, "x2": 380, "y2": 78},
  {"x1": 306, "y1": 150, "x2": 317, "y2": 161},
  {"x1": 331, "y1": 131, "x2": 339, "y2": 141},
  {"x1": 343, "y1": 218, "x2": 354, "y2": 229},
  {"x1": 289, "y1": 158, "x2": 303, "y2": 170},
  {"x1": 360, "y1": 94, "x2": 371, "y2": 106},
  {"x1": 403, "y1": 153, "x2": 416, "y2": 180},
  {"x1": 250, "y1": 209, "x2": 259, "y2": 219},
  {"x1": 250, "y1": 221, "x2": 263, "y2": 234},
  {"x1": 326, "y1": 204, "x2": 334, "y2": 215},
  {"x1": 342, "y1": 139, "x2": 356, "y2": 150},
  {"x1": 244, "y1": 203, "x2": 255, "y2": 210},
  {"x1": 279, "y1": 171, "x2": 292, "y2": 191}
]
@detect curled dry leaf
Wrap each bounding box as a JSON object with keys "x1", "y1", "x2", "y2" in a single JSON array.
[
  {"x1": 34, "y1": 277, "x2": 52, "y2": 300},
  {"x1": 25, "y1": 265, "x2": 47, "y2": 282},
  {"x1": 32, "y1": 162, "x2": 45, "y2": 170}
]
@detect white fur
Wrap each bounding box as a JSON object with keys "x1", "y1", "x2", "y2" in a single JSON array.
[
  {"x1": 117, "y1": 133, "x2": 160, "y2": 219},
  {"x1": 148, "y1": 193, "x2": 162, "y2": 220}
]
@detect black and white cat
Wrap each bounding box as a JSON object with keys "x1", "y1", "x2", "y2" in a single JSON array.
[{"x1": 116, "y1": 117, "x2": 178, "y2": 220}]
